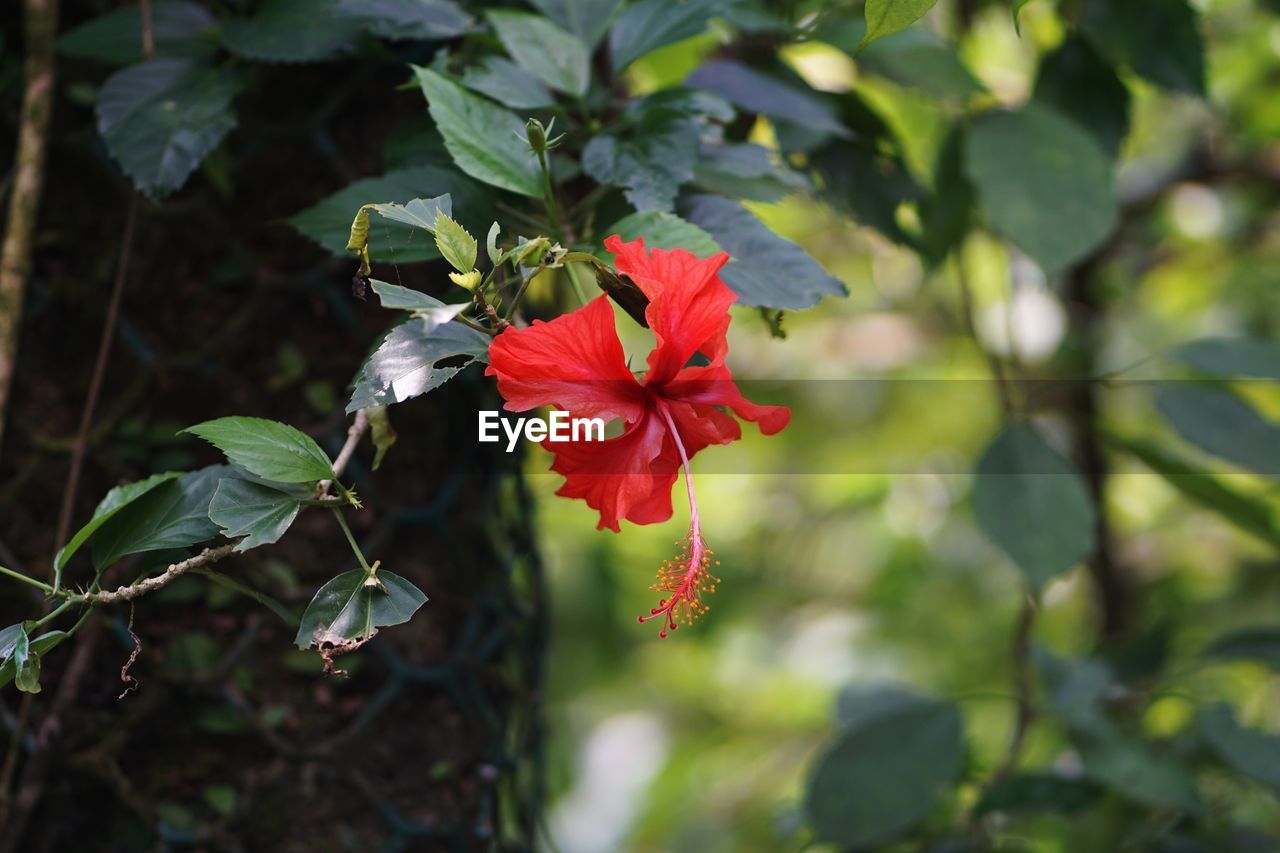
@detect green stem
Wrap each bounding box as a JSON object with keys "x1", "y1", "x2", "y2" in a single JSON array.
[
  {"x1": 331, "y1": 508, "x2": 372, "y2": 573},
  {"x1": 0, "y1": 564, "x2": 53, "y2": 595},
  {"x1": 565, "y1": 263, "x2": 589, "y2": 306},
  {"x1": 28, "y1": 600, "x2": 76, "y2": 630},
  {"x1": 537, "y1": 149, "x2": 564, "y2": 242},
  {"x1": 504, "y1": 276, "x2": 534, "y2": 321}
]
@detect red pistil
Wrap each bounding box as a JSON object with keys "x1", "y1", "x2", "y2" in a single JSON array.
[{"x1": 638, "y1": 401, "x2": 720, "y2": 638}]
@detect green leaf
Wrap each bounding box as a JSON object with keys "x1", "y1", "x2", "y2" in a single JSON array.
[
  {"x1": 602, "y1": 211, "x2": 721, "y2": 256},
  {"x1": 806, "y1": 689, "x2": 964, "y2": 847},
  {"x1": 529, "y1": 0, "x2": 621, "y2": 49},
  {"x1": 365, "y1": 194, "x2": 452, "y2": 232},
  {"x1": 972, "y1": 423, "x2": 1096, "y2": 588},
  {"x1": 583, "y1": 109, "x2": 700, "y2": 212},
  {"x1": 1203, "y1": 627, "x2": 1280, "y2": 668},
  {"x1": 13, "y1": 630, "x2": 39, "y2": 694},
  {"x1": 91, "y1": 466, "x2": 228, "y2": 570},
  {"x1": 1033, "y1": 36, "x2": 1131, "y2": 157},
  {"x1": 221, "y1": 0, "x2": 357, "y2": 63},
  {"x1": 96, "y1": 58, "x2": 242, "y2": 199},
  {"x1": 964, "y1": 104, "x2": 1117, "y2": 272},
  {"x1": 411, "y1": 67, "x2": 542, "y2": 197},
  {"x1": 841, "y1": 27, "x2": 985, "y2": 100},
  {"x1": 1072, "y1": 725, "x2": 1204, "y2": 814},
  {"x1": 462, "y1": 57, "x2": 554, "y2": 110},
  {"x1": 334, "y1": 0, "x2": 473, "y2": 41},
  {"x1": 347, "y1": 318, "x2": 491, "y2": 413},
  {"x1": 1012, "y1": 0, "x2": 1035, "y2": 32},
  {"x1": 433, "y1": 212, "x2": 478, "y2": 273},
  {"x1": 917, "y1": 128, "x2": 974, "y2": 267},
  {"x1": 1200, "y1": 704, "x2": 1280, "y2": 793},
  {"x1": 1083, "y1": 0, "x2": 1205, "y2": 95},
  {"x1": 608, "y1": 0, "x2": 718, "y2": 72},
  {"x1": 288, "y1": 167, "x2": 488, "y2": 263},
  {"x1": 859, "y1": 0, "x2": 939, "y2": 51},
  {"x1": 681, "y1": 194, "x2": 847, "y2": 310},
  {"x1": 487, "y1": 10, "x2": 590, "y2": 97},
  {"x1": 54, "y1": 471, "x2": 184, "y2": 580},
  {"x1": 295, "y1": 568, "x2": 428, "y2": 648},
  {"x1": 686, "y1": 60, "x2": 848, "y2": 140},
  {"x1": 975, "y1": 773, "x2": 1100, "y2": 817},
  {"x1": 183, "y1": 418, "x2": 334, "y2": 484},
  {"x1": 1105, "y1": 432, "x2": 1280, "y2": 546},
  {"x1": 59, "y1": 2, "x2": 217, "y2": 64},
  {"x1": 0, "y1": 630, "x2": 66, "y2": 692},
  {"x1": 692, "y1": 141, "x2": 808, "y2": 203},
  {"x1": 369, "y1": 280, "x2": 469, "y2": 324},
  {"x1": 208, "y1": 478, "x2": 303, "y2": 553},
  {"x1": 1157, "y1": 386, "x2": 1280, "y2": 476},
  {"x1": 367, "y1": 406, "x2": 398, "y2": 470},
  {"x1": 1172, "y1": 338, "x2": 1280, "y2": 380}
]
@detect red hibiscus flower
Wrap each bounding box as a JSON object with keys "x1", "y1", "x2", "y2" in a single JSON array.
[{"x1": 486, "y1": 235, "x2": 790, "y2": 636}]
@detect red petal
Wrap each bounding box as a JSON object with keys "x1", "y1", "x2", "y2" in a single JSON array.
[
  {"x1": 547, "y1": 406, "x2": 678, "y2": 531},
  {"x1": 664, "y1": 365, "x2": 791, "y2": 436},
  {"x1": 485, "y1": 295, "x2": 644, "y2": 421},
  {"x1": 604, "y1": 235, "x2": 736, "y2": 385}
]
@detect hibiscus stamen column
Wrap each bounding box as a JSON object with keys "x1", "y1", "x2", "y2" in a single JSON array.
[{"x1": 639, "y1": 399, "x2": 719, "y2": 637}]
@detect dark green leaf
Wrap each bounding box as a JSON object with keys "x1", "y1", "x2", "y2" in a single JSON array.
[
  {"x1": 96, "y1": 59, "x2": 241, "y2": 199},
  {"x1": 487, "y1": 10, "x2": 590, "y2": 96},
  {"x1": 917, "y1": 128, "x2": 973, "y2": 266},
  {"x1": 1037, "y1": 649, "x2": 1113, "y2": 729},
  {"x1": 91, "y1": 466, "x2": 228, "y2": 569},
  {"x1": 686, "y1": 60, "x2": 848, "y2": 140},
  {"x1": 1172, "y1": 338, "x2": 1280, "y2": 380},
  {"x1": 1084, "y1": 0, "x2": 1205, "y2": 95},
  {"x1": 859, "y1": 0, "x2": 939, "y2": 50},
  {"x1": 221, "y1": 0, "x2": 356, "y2": 63},
  {"x1": 964, "y1": 104, "x2": 1117, "y2": 272},
  {"x1": 208, "y1": 478, "x2": 303, "y2": 553},
  {"x1": 1200, "y1": 704, "x2": 1280, "y2": 793},
  {"x1": 609, "y1": 0, "x2": 718, "y2": 72},
  {"x1": 583, "y1": 106, "x2": 700, "y2": 212},
  {"x1": 1106, "y1": 432, "x2": 1280, "y2": 546},
  {"x1": 347, "y1": 318, "x2": 491, "y2": 413},
  {"x1": 183, "y1": 418, "x2": 334, "y2": 484},
  {"x1": 602, "y1": 211, "x2": 721, "y2": 256},
  {"x1": 692, "y1": 141, "x2": 808, "y2": 202},
  {"x1": 529, "y1": 0, "x2": 622, "y2": 49},
  {"x1": 974, "y1": 773, "x2": 1100, "y2": 817},
  {"x1": 972, "y1": 424, "x2": 1096, "y2": 588},
  {"x1": 334, "y1": 0, "x2": 472, "y2": 40},
  {"x1": 681, "y1": 194, "x2": 846, "y2": 310},
  {"x1": 59, "y1": 2, "x2": 216, "y2": 64},
  {"x1": 806, "y1": 690, "x2": 964, "y2": 847},
  {"x1": 295, "y1": 568, "x2": 428, "y2": 648},
  {"x1": 834, "y1": 682, "x2": 934, "y2": 728},
  {"x1": 55, "y1": 471, "x2": 184, "y2": 578},
  {"x1": 1033, "y1": 36, "x2": 1131, "y2": 157},
  {"x1": 846, "y1": 28, "x2": 985, "y2": 100},
  {"x1": 462, "y1": 57, "x2": 554, "y2": 109},
  {"x1": 1072, "y1": 725, "x2": 1204, "y2": 814},
  {"x1": 288, "y1": 167, "x2": 489, "y2": 263},
  {"x1": 1157, "y1": 386, "x2": 1280, "y2": 476},
  {"x1": 370, "y1": 280, "x2": 469, "y2": 322},
  {"x1": 1203, "y1": 627, "x2": 1280, "y2": 668},
  {"x1": 411, "y1": 67, "x2": 542, "y2": 197}
]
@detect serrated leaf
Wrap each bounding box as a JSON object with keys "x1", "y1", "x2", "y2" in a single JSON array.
[
  {"x1": 603, "y1": 210, "x2": 721, "y2": 257},
  {"x1": 1200, "y1": 704, "x2": 1280, "y2": 793},
  {"x1": 433, "y1": 212, "x2": 478, "y2": 273},
  {"x1": 972, "y1": 423, "x2": 1096, "y2": 588},
  {"x1": 334, "y1": 0, "x2": 472, "y2": 40},
  {"x1": 686, "y1": 60, "x2": 848, "y2": 140},
  {"x1": 289, "y1": 167, "x2": 488, "y2": 263},
  {"x1": 295, "y1": 568, "x2": 427, "y2": 648},
  {"x1": 91, "y1": 466, "x2": 228, "y2": 570},
  {"x1": 369, "y1": 280, "x2": 469, "y2": 324},
  {"x1": 692, "y1": 141, "x2": 808, "y2": 203},
  {"x1": 367, "y1": 406, "x2": 398, "y2": 470},
  {"x1": 681, "y1": 194, "x2": 846, "y2": 310},
  {"x1": 411, "y1": 67, "x2": 542, "y2": 197},
  {"x1": 806, "y1": 689, "x2": 963, "y2": 847},
  {"x1": 1034, "y1": 36, "x2": 1131, "y2": 157},
  {"x1": 964, "y1": 104, "x2": 1117, "y2": 272},
  {"x1": 96, "y1": 58, "x2": 241, "y2": 199},
  {"x1": 487, "y1": 10, "x2": 590, "y2": 97},
  {"x1": 347, "y1": 318, "x2": 491, "y2": 413},
  {"x1": 859, "y1": 0, "x2": 938, "y2": 50},
  {"x1": 1083, "y1": 0, "x2": 1205, "y2": 95},
  {"x1": 208, "y1": 478, "x2": 303, "y2": 552},
  {"x1": 55, "y1": 471, "x2": 184, "y2": 582},
  {"x1": 221, "y1": 0, "x2": 357, "y2": 63},
  {"x1": 582, "y1": 107, "x2": 700, "y2": 212},
  {"x1": 183, "y1": 418, "x2": 334, "y2": 483},
  {"x1": 608, "y1": 0, "x2": 719, "y2": 72},
  {"x1": 529, "y1": 0, "x2": 621, "y2": 49},
  {"x1": 1202, "y1": 627, "x2": 1280, "y2": 668},
  {"x1": 59, "y1": 1, "x2": 217, "y2": 65},
  {"x1": 462, "y1": 57, "x2": 554, "y2": 110},
  {"x1": 1172, "y1": 338, "x2": 1280, "y2": 380},
  {"x1": 1157, "y1": 385, "x2": 1280, "y2": 476}
]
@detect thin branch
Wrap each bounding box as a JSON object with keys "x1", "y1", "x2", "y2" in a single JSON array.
[
  {"x1": 78, "y1": 544, "x2": 236, "y2": 605},
  {"x1": 319, "y1": 407, "x2": 369, "y2": 496},
  {"x1": 0, "y1": 0, "x2": 60, "y2": 458},
  {"x1": 990, "y1": 590, "x2": 1037, "y2": 782},
  {"x1": 953, "y1": 253, "x2": 1015, "y2": 419}
]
